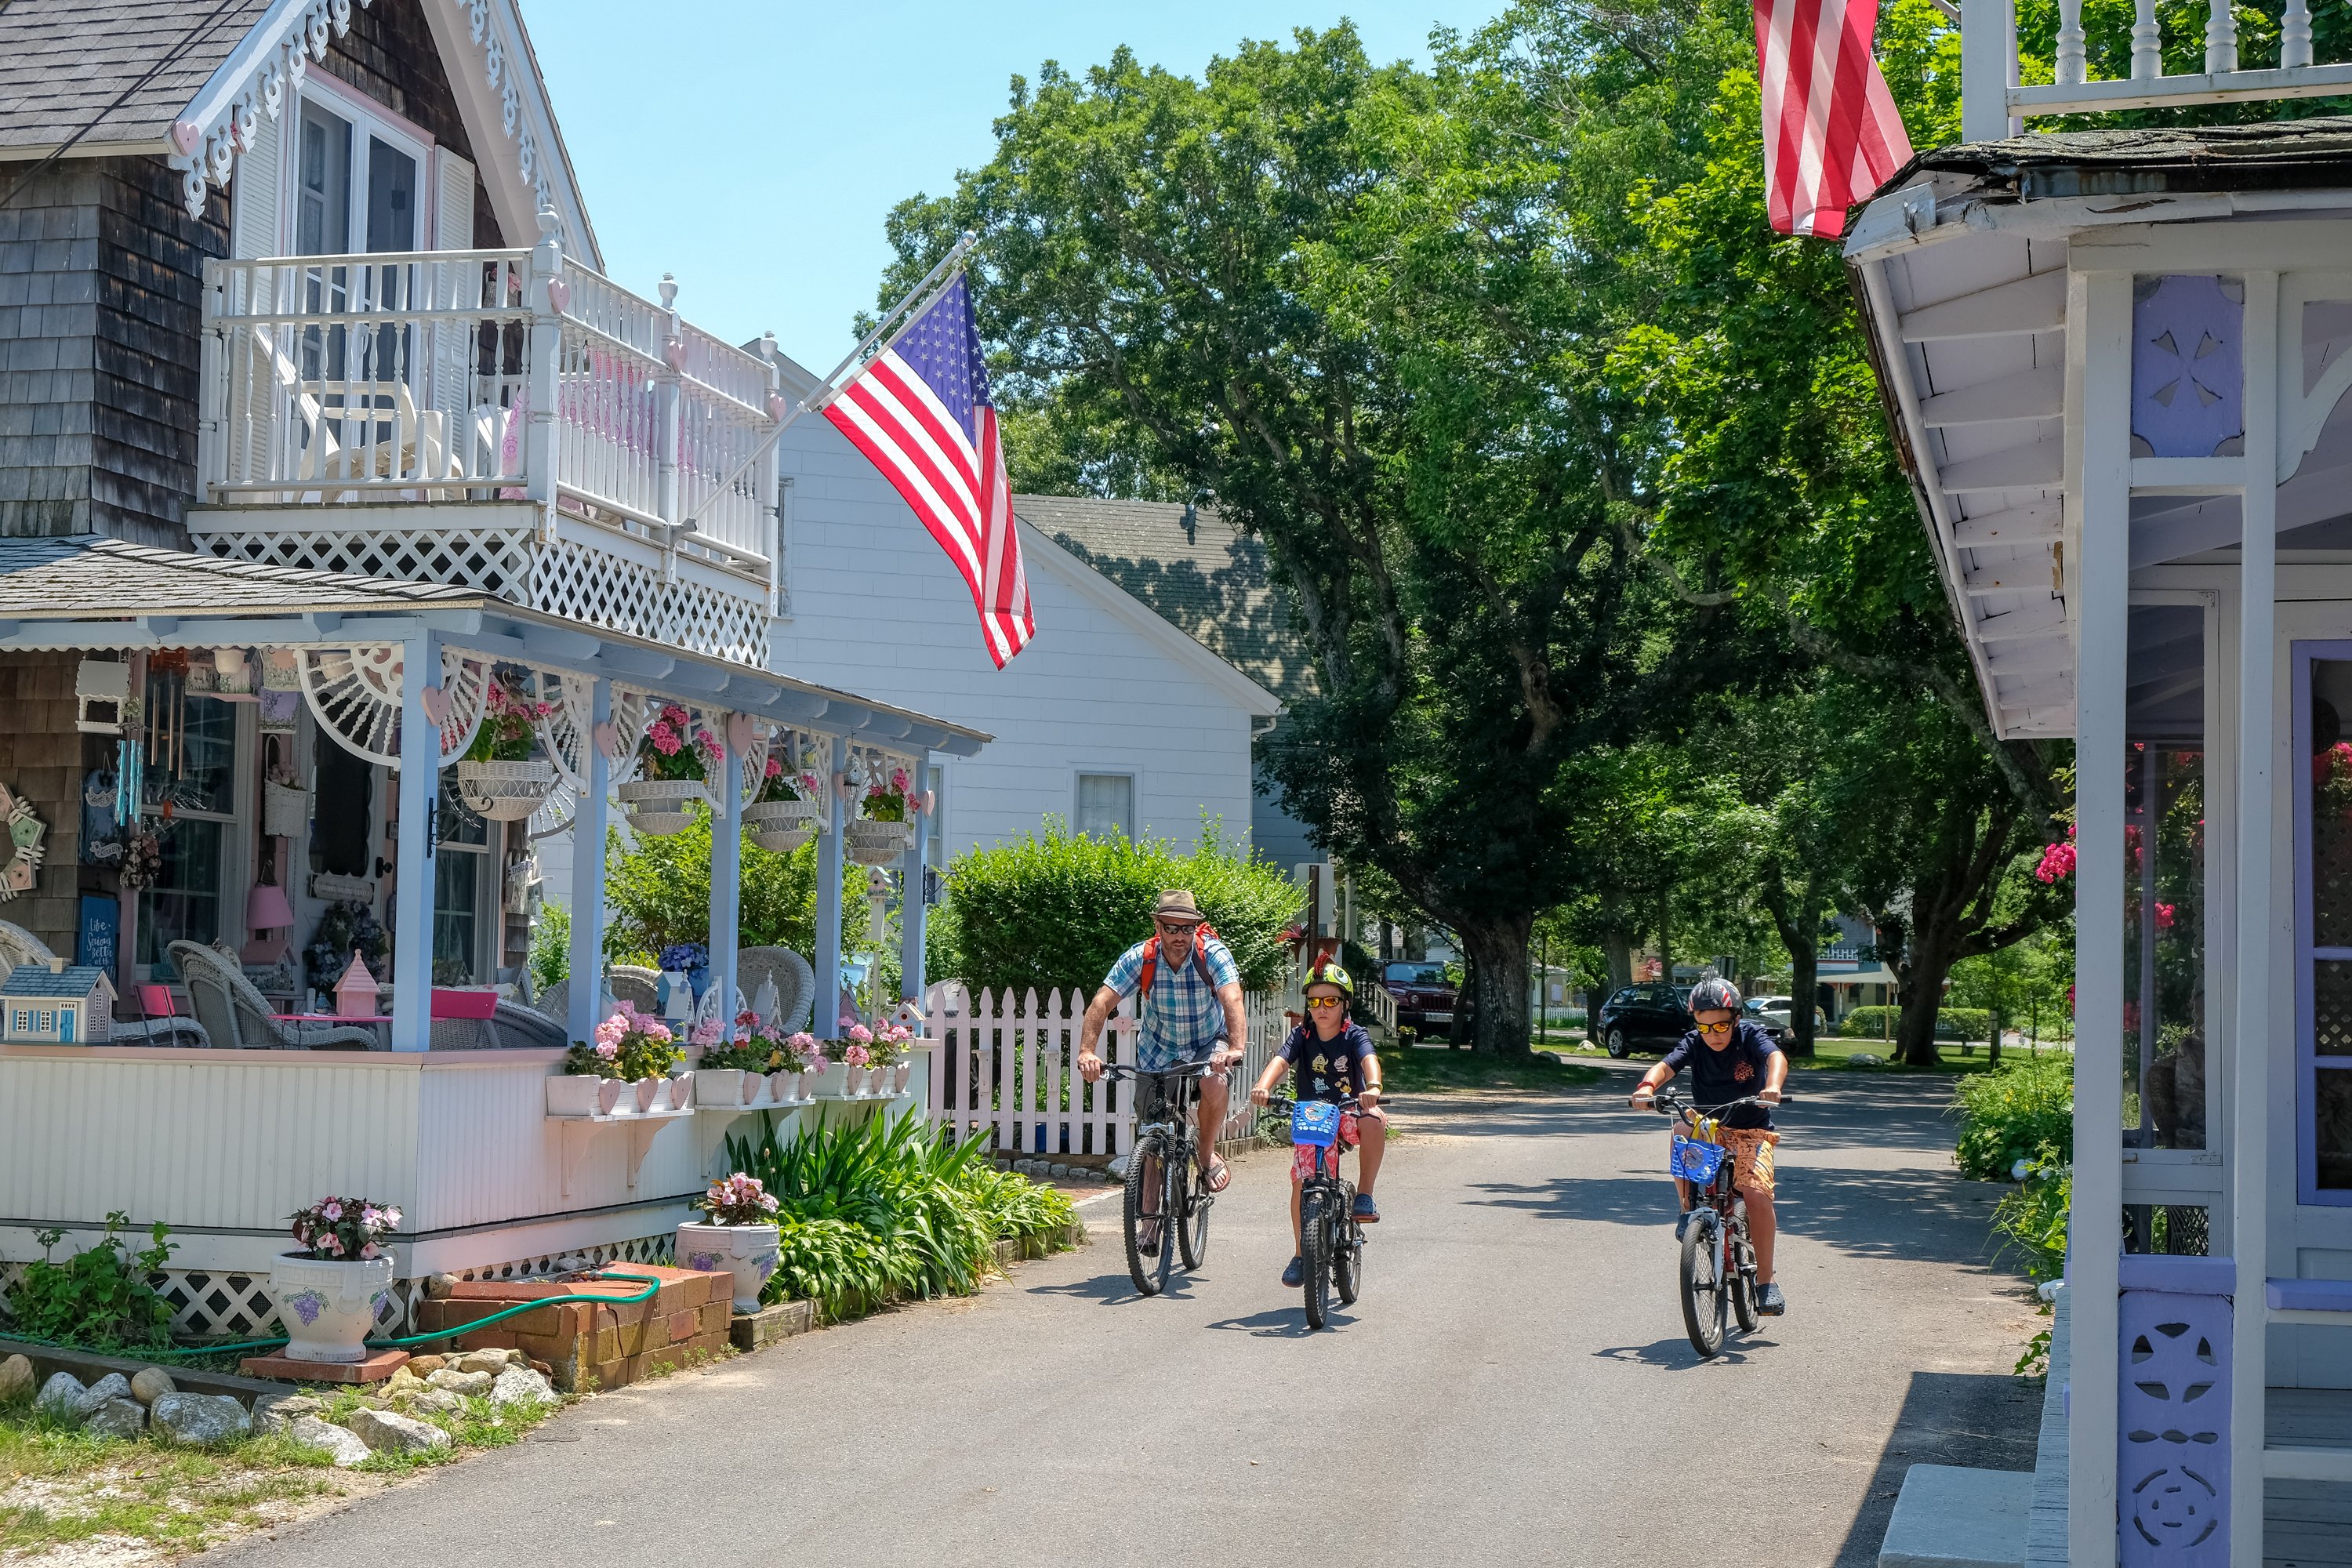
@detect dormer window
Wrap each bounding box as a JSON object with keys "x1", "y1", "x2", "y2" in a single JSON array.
[{"x1": 234, "y1": 71, "x2": 459, "y2": 260}]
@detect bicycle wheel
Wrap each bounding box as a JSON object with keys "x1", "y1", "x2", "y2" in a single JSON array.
[
  {"x1": 1301, "y1": 1186, "x2": 1333, "y2": 1330},
  {"x1": 1177, "y1": 1138, "x2": 1211, "y2": 1272},
  {"x1": 1153, "y1": 1139, "x2": 1178, "y2": 1294},
  {"x1": 1334, "y1": 1183, "x2": 1360, "y2": 1306},
  {"x1": 1123, "y1": 1133, "x2": 1167, "y2": 1296},
  {"x1": 1679, "y1": 1210, "x2": 1727, "y2": 1359},
  {"x1": 1730, "y1": 1225, "x2": 1760, "y2": 1334}
]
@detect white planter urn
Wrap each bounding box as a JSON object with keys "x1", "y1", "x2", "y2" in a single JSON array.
[
  {"x1": 676, "y1": 1221, "x2": 780, "y2": 1312},
  {"x1": 267, "y1": 1251, "x2": 396, "y2": 1363},
  {"x1": 618, "y1": 779, "x2": 707, "y2": 837},
  {"x1": 743, "y1": 797, "x2": 819, "y2": 854}
]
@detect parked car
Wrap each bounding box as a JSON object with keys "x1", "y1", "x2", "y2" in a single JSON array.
[
  {"x1": 1596, "y1": 984, "x2": 1694, "y2": 1058},
  {"x1": 1381, "y1": 960, "x2": 1464, "y2": 1038},
  {"x1": 1745, "y1": 996, "x2": 1825, "y2": 1040}
]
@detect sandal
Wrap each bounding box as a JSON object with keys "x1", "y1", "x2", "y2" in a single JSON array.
[
  {"x1": 1202, "y1": 1158, "x2": 1232, "y2": 1193},
  {"x1": 1135, "y1": 1216, "x2": 1162, "y2": 1256}
]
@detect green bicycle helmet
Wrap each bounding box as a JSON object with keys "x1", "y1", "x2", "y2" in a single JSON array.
[{"x1": 1304, "y1": 960, "x2": 1354, "y2": 997}]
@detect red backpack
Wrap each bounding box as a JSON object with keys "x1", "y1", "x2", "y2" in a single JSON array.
[{"x1": 1136, "y1": 923, "x2": 1221, "y2": 1000}]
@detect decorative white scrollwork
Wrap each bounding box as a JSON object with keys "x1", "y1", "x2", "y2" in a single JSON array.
[{"x1": 298, "y1": 647, "x2": 487, "y2": 769}]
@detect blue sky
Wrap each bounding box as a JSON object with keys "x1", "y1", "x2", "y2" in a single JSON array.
[{"x1": 529, "y1": 2, "x2": 1508, "y2": 371}]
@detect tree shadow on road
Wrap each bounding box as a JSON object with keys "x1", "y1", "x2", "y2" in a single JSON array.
[{"x1": 1830, "y1": 1369, "x2": 2043, "y2": 1567}]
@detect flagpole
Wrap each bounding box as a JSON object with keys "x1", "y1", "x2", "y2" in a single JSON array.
[{"x1": 677, "y1": 234, "x2": 977, "y2": 534}]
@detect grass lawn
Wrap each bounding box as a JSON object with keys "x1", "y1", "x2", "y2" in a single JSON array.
[{"x1": 1380, "y1": 1040, "x2": 1603, "y2": 1094}]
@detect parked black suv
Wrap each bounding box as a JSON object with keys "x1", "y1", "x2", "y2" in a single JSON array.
[{"x1": 1596, "y1": 984, "x2": 1693, "y2": 1058}]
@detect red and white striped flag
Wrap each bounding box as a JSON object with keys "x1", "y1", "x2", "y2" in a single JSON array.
[
  {"x1": 1755, "y1": 0, "x2": 1915, "y2": 239},
  {"x1": 820, "y1": 272, "x2": 1036, "y2": 667}
]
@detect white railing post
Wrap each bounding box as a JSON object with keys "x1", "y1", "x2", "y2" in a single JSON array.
[
  {"x1": 197, "y1": 260, "x2": 226, "y2": 499},
  {"x1": 524, "y1": 208, "x2": 564, "y2": 524},
  {"x1": 758, "y1": 330, "x2": 785, "y2": 615},
  {"x1": 655, "y1": 274, "x2": 684, "y2": 535},
  {"x1": 2130, "y1": 0, "x2": 2161, "y2": 80},
  {"x1": 2204, "y1": 0, "x2": 2238, "y2": 75},
  {"x1": 1961, "y1": 0, "x2": 2017, "y2": 143},
  {"x1": 2283, "y1": 0, "x2": 2314, "y2": 67},
  {"x1": 2055, "y1": 0, "x2": 2087, "y2": 84}
]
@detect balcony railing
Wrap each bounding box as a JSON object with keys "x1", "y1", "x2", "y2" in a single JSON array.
[
  {"x1": 194, "y1": 222, "x2": 782, "y2": 665},
  {"x1": 1962, "y1": 0, "x2": 2352, "y2": 140}
]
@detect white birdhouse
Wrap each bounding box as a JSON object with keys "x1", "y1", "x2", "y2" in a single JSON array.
[{"x1": 2, "y1": 958, "x2": 116, "y2": 1044}]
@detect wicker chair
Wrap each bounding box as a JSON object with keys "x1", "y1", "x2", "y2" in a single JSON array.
[
  {"x1": 488, "y1": 1000, "x2": 568, "y2": 1050},
  {"x1": 169, "y1": 941, "x2": 379, "y2": 1050},
  {"x1": 738, "y1": 946, "x2": 815, "y2": 1035},
  {"x1": 608, "y1": 965, "x2": 659, "y2": 1013},
  {"x1": 2, "y1": 920, "x2": 209, "y2": 1046}
]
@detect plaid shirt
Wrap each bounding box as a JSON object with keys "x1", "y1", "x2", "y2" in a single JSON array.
[{"x1": 1103, "y1": 935, "x2": 1240, "y2": 1071}]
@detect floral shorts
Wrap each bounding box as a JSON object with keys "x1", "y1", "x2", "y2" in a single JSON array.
[
  {"x1": 1674, "y1": 1126, "x2": 1779, "y2": 1193},
  {"x1": 1293, "y1": 1109, "x2": 1379, "y2": 1181}
]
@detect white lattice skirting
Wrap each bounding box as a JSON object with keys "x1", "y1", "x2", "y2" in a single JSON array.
[
  {"x1": 530, "y1": 535, "x2": 767, "y2": 666},
  {"x1": 196, "y1": 523, "x2": 535, "y2": 605},
  {"x1": 0, "y1": 1234, "x2": 675, "y2": 1343}
]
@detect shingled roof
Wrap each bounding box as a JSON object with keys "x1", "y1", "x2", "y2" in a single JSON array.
[
  {"x1": 0, "y1": 0, "x2": 274, "y2": 153},
  {"x1": 1012, "y1": 495, "x2": 1313, "y2": 704},
  {"x1": 0, "y1": 536, "x2": 485, "y2": 616}
]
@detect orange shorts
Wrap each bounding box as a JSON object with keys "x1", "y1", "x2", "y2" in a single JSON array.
[{"x1": 1673, "y1": 1126, "x2": 1779, "y2": 1193}]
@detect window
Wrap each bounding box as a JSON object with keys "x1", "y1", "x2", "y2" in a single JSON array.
[
  {"x1": 294, "y1": 96, "x2": 423, "y2": 256},
  {"x1": 2122, "y1": 604, "x2": 2208, "y2": 1152},
  {"x1": 137, "y1": 670, "x2": 242, "y2": 973},
  {"x1": 925, "y1": 764, "x2": 946, "y2": 872},
  {"x1": 433, "y1": 779, "x2": 492, "y2": 985},
  {"x1": 1075, "y1": 773, "x2": 1134, "y2": 841},
  {"x1": 2298, "y1": 647, "x2": 2352, "y2": 1200}
]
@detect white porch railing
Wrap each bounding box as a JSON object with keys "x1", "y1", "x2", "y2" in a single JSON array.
[
  {"x1": 918, "y1": 983, "x2": 1289, "y2": 1159},
  {"x1": 1963, "y1": 0, "x2": 2352, "y2": 140},
  {"x1": 194, "y1": 223, "x2": 782, "y2": 663}
]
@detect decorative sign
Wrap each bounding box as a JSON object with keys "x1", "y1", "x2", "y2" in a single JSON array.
[
  {"x1": 76, "y1": 895, "x2": 118, "y2": 973},
  {"x1": 2132, "y1": 274, "x2": 2245, "y2": 459},
  {"x1": 309, "y1": 873, "x2": 377, "y2": 904},
  {"x1": 0, "y1": 783, "x2": 45, "y2": 902}
]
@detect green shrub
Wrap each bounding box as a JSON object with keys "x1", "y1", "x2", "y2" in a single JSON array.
[
  {"x1": 1991, "y1": 1148, "x2": 2070, "y2": 1285},
  {"x1": 604, "y1": 808, "x2": 876, "y2": 979},
  {"x1": 1952, "y1": 1052, "x2": 2075, "y2": 1180},
  {"x1": 1837, "y1": 1005, "x2": 1993, "y2": 1041},
  {"x1": 529, "y1": 903, "x2": 570, "y2": 993},
  {"x1": 3, "y1": 1213, "x2": 176, "y2": 1351},
  {"x1": 938, "y1": 818, "x2": 1294, "y2": 996}
]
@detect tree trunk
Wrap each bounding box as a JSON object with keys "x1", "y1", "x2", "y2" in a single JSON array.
[
  {"x1": 1604, "y1": 929, "x2": 1633, "y2": 993},
  {"x1": 1895, "y1": 922, "x2": 1964, "y2": 1068},
  {"x1": 1788, "y1": 937, "x2": 1819, "y2": 1059},
  {"x1": 1757, "y1": 870, "x2": 1820, "y2": 1058},
  {"x1": 1657, "y1": 895, "x2": 1674, "y2": 984},
  {"x1": 1450, "y1": 951, "x2": 1476, "y2": 1047},
  {"x1": 1459, "y1": 916, "x2": 1534, "y2": 1056}
]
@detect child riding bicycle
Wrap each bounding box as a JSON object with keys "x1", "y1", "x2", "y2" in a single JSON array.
[
  {"x1": 1250, "y1": 962, "x2": 1385, "y2": 1288},
  {"x1": 1628, "y1": 976, "x2": 1788, "y2": 1316}
]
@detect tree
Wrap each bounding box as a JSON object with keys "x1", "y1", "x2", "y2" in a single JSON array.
[{"x1": 603, "y1": 809, "x2": 870, "y2": 981}]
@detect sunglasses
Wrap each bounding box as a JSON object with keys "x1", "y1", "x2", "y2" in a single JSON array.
[
  {"x1": 1306, "y1": 996, "x2": 1345, "y2": 1010},
  {"x1": 1156, "y1": 922, "x2": 1200, "y2": 937},
  {"x1": 1695, "y1": 1020, "x2": 1735, "y2": 1036}
]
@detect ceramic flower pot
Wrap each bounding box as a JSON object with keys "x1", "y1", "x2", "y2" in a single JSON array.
[
  {"x1": 675, "y1": 1221, "x2": 780, "y2": 1313},
  {"x1": 618, "y1": 779, "x2": 708, "y2": 837},
  {"x1": 597, "y1": 1078, "x2": 629, "y2": 1115},
  {"x1": 691, "y1": 1068, "x2": 740, "y2": 1109},
  {"x1": 455, "y1": 758, "x2": 558, "y2": 822},
  {"x1": 546, "y1": 1073, "x2": 602, "y2": 1116},
  {"x1": 743, "y1": 797, "x2": 819, "y2": 854},
  {"x1": 634, "y1": 1076, "x2": 660, "y2": 1112},
  {"x1": 895, "y1": 1062, "x2": 913, "y2": 1094},
  {"x1": 806, "y1": 1062, "x2": 847, "y2": 1098},
  {"x1": 267, "y1": 1251, "x2": 396, "y2": 1363}
]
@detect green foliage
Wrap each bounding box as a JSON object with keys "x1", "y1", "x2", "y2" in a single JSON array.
[
  {"x1": 604, "y1": 807, "x2": 871, "y2": 978},
  {"x1": 1953, "y1": 1054, "x2": 2077, "y2": 1181},
  {"x1": 1838, "y1": 1006, "x2": 1991, "y2": 1041},
  {"x1": 529, "y1": 903, "x2": 569, "y2": 993},
  {"x1": 1991, "y1": 1149, "x2": 2071, "y2": 1286},
  {"x1": 3, "y1": 1213, "x2": 176, "y2": 1351},
  {"x1": 937, "y1": 821, "x2": 1294, "y2": 995},
  {"x1": 720, "y1": 1112, "x2": 1073, "y2": 1322}
]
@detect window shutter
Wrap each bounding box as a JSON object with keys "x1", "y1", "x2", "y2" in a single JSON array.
[
  {"x1": 229, "y1": 111, "x2": 286, "y2": 488},
  {"x1": 434, "y1": 149, "x2": 475, "y2": 251},
  {"x1": 230, "y1": 110, "x2": 282, "y2": 259},
  {"x1": 430, "y1": 150, "x2": 479, "y2": 432}
]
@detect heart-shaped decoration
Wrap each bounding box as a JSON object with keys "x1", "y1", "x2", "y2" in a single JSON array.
[
  {"x1": 419, "y1": 685, "x2": 449, "y2": 729},
  {"x1": 664, "y1": 339, "x2": 689, "y2": 373},
  {"x1": 725, "y1": 713, "x2": 756, "y2": 753},
  {"x1": 171, "y1": 119, "x2": 204, "y2": 158},
  {"x1": 593, "y1": 720, "x2": 621, "y2": 760},
  {"x1": 919, "y1": 789, "x2": 936, "y2": 816},
  {"x1": 545, "y1": 278, "x2": 571, "y2": 315},
  {"x1": 765, "y1": 392, "x2": 789, "y2": 423}
]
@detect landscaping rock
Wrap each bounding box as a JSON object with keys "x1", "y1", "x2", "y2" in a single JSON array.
[
  {"x1": 423, "y1": 1272, "x2": 460, "y2": 1300},
  {"x1": 85, "y1": 1398, "x2": 147, "y2": 1440},
  {"x1": 0, "y1": 1354, "x2": 33, "y2": 1404},
  {"x1": 529, "y1": 1359, "x2": 553, "y2": 1377},
  {"x1": 403, "y1": 1354, "x2": 447, "y2": 1376},
  {"x1": 388, "y1": 1386, "x2": 463, "y2": 1416},
  {"x1": 344, "y1": 1406, "x2": 450, "y2": 1455},
  {"x1": 129, "y1": 1367, "x2": 176, "y2": 1406},
  {"x1": 453, "y1": 1350, "x2": 511, "y2": 1377},
  {"x1": 151, "y1": 1392, "x2": 253, "y2": 1446},
  {"x1": 254, "y1": 1395, "x2": 324, "y2": 1433},
  {"x1": 34, "y1": 1372, "x2": 89, "y2": 1420},
  {"x1": 425, "y1": 1368, "x2": 492, "y2": 1396},
  {"x1": 286, "y1": 1416, "x2": 371, "y2": 1468},
  {"x1": 489, "y1": 1366, "x2": 555, "y2": 1410},
  {"x1": 80, "y1": 1374, "x2": 132, "y2": 1413}
]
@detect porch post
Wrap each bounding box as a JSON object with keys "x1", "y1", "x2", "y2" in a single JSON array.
[
  {"x1": 707, "y1": 717, "x2": 742, "y2": 1037},
  {"x1": 567, "y1": 678, "x2": 612, "y2": 1045},
  {"x1": 524, "y1": 207, "x2": 563, "y2": 515},
  {"x1": 815, "y1": 733, "x2": 846, "y2": 1034},
  {"x1": 900, "y1": 748, "x2": 931, "y2": 1001},
  {"x1": 2227, "y1": 268, "x2": 2281, "y2": 1566},
  {"x1": 389, "y1": 633, "x2": 439, "y2": 1054},
  {"x1": 2070, "y1": 268, "x2": 2130, "y2": 1567}
]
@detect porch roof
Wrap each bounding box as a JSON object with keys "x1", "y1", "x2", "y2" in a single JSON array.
[
  {"x1": 0, "y1": 536, "x2": 991, "y2": 752},
  {"x1": 0, "y1": 0, "x2": 270, "y2": 154}
]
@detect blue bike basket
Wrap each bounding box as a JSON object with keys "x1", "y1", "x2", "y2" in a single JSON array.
[
  {"x1": 1671, "y1": 1134, "x2": 1727, "y2": 1185},
  {"x1": 1291, "y1": 1101, "x2": 1342, "y2": 1147}
]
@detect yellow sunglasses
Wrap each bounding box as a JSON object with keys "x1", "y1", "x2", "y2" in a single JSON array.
[
  {"x1": 1306, "y1": 996, "x2": 1346, "y2": 1010},
  {"x1": 1695, "y1": 1020, "x2": 1736, "y2": 1035}
]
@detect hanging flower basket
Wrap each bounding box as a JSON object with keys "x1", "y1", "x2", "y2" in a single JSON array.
[
  {"x1": 456, "y1": 758, "x2": 559, "y2": 822},
  {"x1": 619, "y1": 779, "x2": 707, "y2": 837},
  {"x1": 844, "y1": 818, "x2": 913, "y2": 866},
  {"x1": 744, "y1": 797, "x2": 820, "y2": 853}
]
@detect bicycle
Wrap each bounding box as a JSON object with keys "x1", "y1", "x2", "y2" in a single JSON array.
[
  {"x1": 1104, "y1": 1060, "x2": 1221, "y2": 1296},
  {"x1": 1648, "y1": 1087, "x2": 1788, "y2": 1359},
  {"x1": 1263, "y1": 1093, "x2": 1365, "y2": 1330}
]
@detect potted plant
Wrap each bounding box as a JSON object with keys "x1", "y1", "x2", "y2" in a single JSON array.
[
  {"x1": 266, "y1": 1196, "x2": 401, "y2": 1363},
  {"x1": 836, "y1": 1024, "x2": 877, "y2": 1094},
  {"x1": 844, "y1": 757, "x2": 920, "y2": 865},
  {"x1": 697, "y1": 1014, "x2": 786, "y2": 1107},
  {"x1": 455, "y1": 675, "x2": 558, "y2": 822},
  {"x1": 743, "y1": 744, "x2": 822, "y2": 853},
  {"x1": 785, "y1": 1031, "x2": 828, "y2": 1099},
  {"x1": 875, "y1": 1021, "x2": 917, "y2": 1094},
  {"x1": 617, "y1": 705, "x2": 717, "y2": 836},
  {"x1": 657, "y1": 942, "x2": 710, "y2": 1015},
  {"x1": 676, "y1": 1173, "x2": 780, "y2": 1312},
  {"x1": 550, "y1": 1002, "x2": 682, "y2": 1115}
]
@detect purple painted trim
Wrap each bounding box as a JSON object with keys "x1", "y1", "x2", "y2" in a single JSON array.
[
  {"x1": 2266, "y1": 1276, "x2": 2352, "y2": 1312},
  {"x1": 2292, "y1": 642, "x2": 2352, "y2": 1207},
  {"x1": 2119, "y1": 1254, "x2": 2236, "y2": 1296}
]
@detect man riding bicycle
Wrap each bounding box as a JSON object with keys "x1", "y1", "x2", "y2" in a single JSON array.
[
  {"x1": 1077, "y1": 890, "x2": 1247, "y2": 1254},
  {"x1": 1250, "y1": 961, "x2": 1385, "y2": 1288},
  {"x1": 1628, "y1": 977, "x2": 1788, "y2": 1316}
]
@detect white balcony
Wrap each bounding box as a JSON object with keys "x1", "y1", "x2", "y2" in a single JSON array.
[
  {"x1": 1962, "y1": 0, "x2": 2352, "y2": 141},
  {"x1": 194, "y1": 219, "x2": 781, "y2": 667}
]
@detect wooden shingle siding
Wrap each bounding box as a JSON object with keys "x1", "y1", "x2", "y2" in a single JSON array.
[
  {"x1": 0, "y1": 652, "x2": 88, "y2": 957},
  {"x1": 0, "y1": 157, "x2": 224, "y2": 547},
  {"x1": 321, "y1": 0, "x2": 505, "y2": 248}
]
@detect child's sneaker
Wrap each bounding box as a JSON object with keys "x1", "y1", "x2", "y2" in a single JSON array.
[
  {"x1": 1351, "y1": 1194, "x2": 1380, "y2": 1223},
  {"x1": 1759, "y1": 1282, "x2": 1787, "y2": 1316}
]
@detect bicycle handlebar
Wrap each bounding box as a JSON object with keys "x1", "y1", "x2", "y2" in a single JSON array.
[
  {"x1": 1644, "y1": 1088, "x2": 1793, "y2": 1119},
  {"x1": 1100, "y1": 1058, "x2": 1225, "y2": 1081},
  {"x1": 1262, "y1": 1093, "x2": 1363, "y2": 1113}
]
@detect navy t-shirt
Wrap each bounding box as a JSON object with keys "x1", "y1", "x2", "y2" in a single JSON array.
[
  {"x1": 1661, "y1": 1020, "x2": 1780, "y2": 1129},
  {"x1": 1276, "y1": 1022, "x2": 1376, "y2": 1104}
]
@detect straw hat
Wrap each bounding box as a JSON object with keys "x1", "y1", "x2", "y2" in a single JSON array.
[{"x1": 1151, "y1": 889, "x2": 1207, "y2": 924}]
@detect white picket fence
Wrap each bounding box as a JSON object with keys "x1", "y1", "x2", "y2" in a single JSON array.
[{"x1": 918, "y1": 982, "x2": 1287, "y2": 1159}]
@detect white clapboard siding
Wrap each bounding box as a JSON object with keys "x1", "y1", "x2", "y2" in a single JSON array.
[{"x1": 919, "y1": 982, "x2": 1287, "y2": 1157}]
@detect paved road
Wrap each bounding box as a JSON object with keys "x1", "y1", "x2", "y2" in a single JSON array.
[{"x1": 225, "y1": 1063, "x2": 2043, "y2": 1568}]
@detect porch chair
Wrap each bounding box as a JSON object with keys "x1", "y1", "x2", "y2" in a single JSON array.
[
  {"x1": 0, "y1": 920, "x2": 209, "y2": 1047},
  {"x1": 737, "y1": 946, "x2": 815, "y2": 1035},
  {"x1": 607, "y1": 965, "x2": 659, "y2": 1014},
  {"x1": 488, "y1": 1000, "x2": 568, "y2": 1050},
  {"x1": 169, "y1": 941, "x2": 379, "y2": 1050}
]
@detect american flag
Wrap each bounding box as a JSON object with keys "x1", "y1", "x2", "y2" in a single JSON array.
[
  {"x1": 821, "y1": 273, "x2": 1036, "y2": 666},
  {"x1": 1755, "y1": 0, "x2": 1914, "y2": 239}
]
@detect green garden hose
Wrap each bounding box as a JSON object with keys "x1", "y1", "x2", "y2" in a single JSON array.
[{"x1": 1, "y1": 1269, "x2": 665, "y2": 1363}]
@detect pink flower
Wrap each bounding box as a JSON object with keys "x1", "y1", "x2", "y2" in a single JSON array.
[
  {"x1": 642, "y1": 1019, "x2": 673, "y2": 1044},
  {"x1": 848, "y1": 1024, "x2": 873, "y2": 1044},
  {"x1": 661, "y1": 705, "x2": 690, "y2": 728},
  {"x1": 845, "y1": 1044, "x2": 870, "y2": 1066},
  {"x1": 2156, "y1": 902, "x2": 2177, "y2": 931},
  {"x1": 694, "y1": 730, "x2": 721, "y2": 761},
  {"x1": 788, "y1": 1032, "x2": 817, "y2": 1052},
  {"x1": 765, "y1": 757, "x2": 783, "y2": 779},
  {"x1": 594, "y1": 1018, "x2": 626, "y2": 1048},
  {"x1": 321, "y1": 1200, "x2": 343, "y2": 1221},
  {"x1": 359, "y1": 1242, "x2": 379, "y2": 1260},
  {"x1": 320, "y1": 1233, "x2": 343, "y2": 1255},
  {"x1": 648, "y1": 720, "x2": 681, "y2": 757},
  {"x1": 383, "y1": 1207, "x2": 401, "y2": 1229},
  {"x1": 737, "y1": 1009, "x2": 760, "y2": 1029},
  {"x1": 595, "y1": 1040, "x2": 619, "y2": 1061}
]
